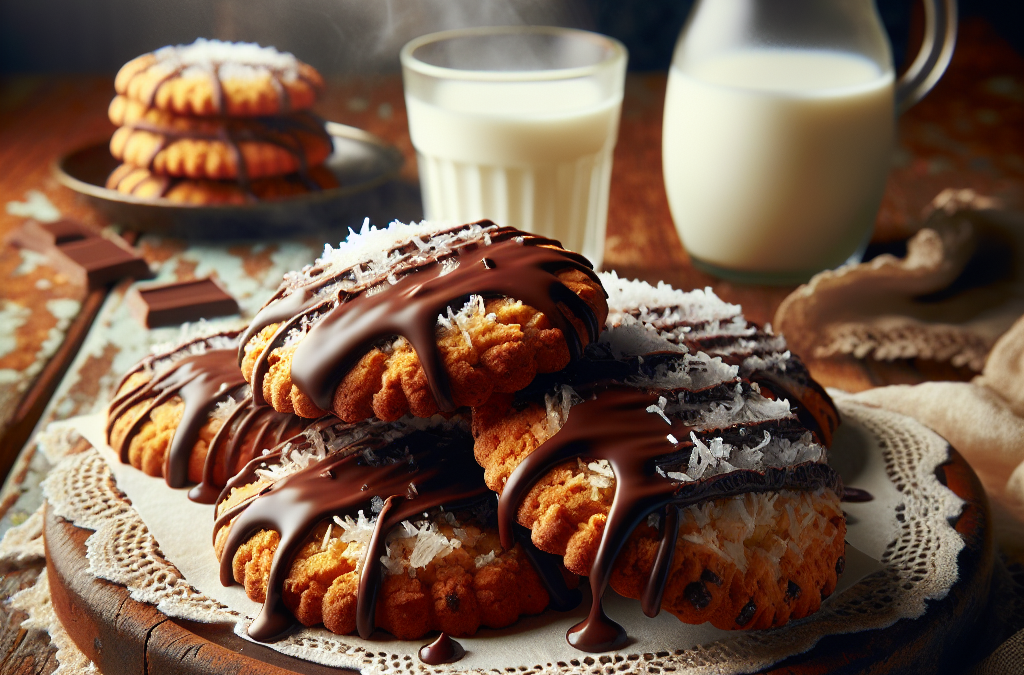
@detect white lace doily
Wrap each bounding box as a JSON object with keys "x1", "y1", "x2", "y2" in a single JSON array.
[{"x1": 35, "y1": 399, "x2": 966, "y2": 674}]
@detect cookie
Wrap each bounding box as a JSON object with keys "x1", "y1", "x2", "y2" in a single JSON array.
[
  {"x1": 106, "y1": 331, "x2": 311, "y2": 499},
  {"x1": 214, "y1": 416, "x2": 555, "y2": 641},
  {"x1": 115, "y1": 39, "x2": 324, "y2": 117},
  {"x1": 600, "y1": 272, "x2": 840, "y2": 445},
  {"x1": 105, "y1": 163, "x2": 339, "y2": 205},
  {"x1": 239, "y1": 220, "x2": 608, "y2": 422},
  {"x1": 472, "y1": 316, "x2": 845, "y2": 647},
  {"x1": 109, "y1": 96, "x2": 332, "y2": 180}
]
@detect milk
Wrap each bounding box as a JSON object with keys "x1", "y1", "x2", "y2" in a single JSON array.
[
  {"x1": 406, "y1": 78, "x2": 622, "y2": 266},
  {"x1": 663, "y1": 50, "x2": 894, "y2": 280}
]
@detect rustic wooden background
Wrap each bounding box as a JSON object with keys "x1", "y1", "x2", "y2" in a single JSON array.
[{"x1": 0, "y1": 16, "x2": 1022, "y2": 674}]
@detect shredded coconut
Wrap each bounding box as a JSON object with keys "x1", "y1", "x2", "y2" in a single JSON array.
[{"x1": 152, "y1": 38, "x2": 301, "y2": 78}]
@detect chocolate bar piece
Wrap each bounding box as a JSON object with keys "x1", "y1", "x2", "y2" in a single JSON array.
[
  {"x1": 49, "y1": 237, "x2": 152, "y2": 289},
  {"x1": 127, "y1": 277, "x2": 240, "y2": 328},
  {"x1": 5, "y1": 219, "x2": 97, "y2": 252}
]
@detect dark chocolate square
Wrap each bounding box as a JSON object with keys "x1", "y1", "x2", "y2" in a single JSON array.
[
  {"x1": 127, "y1": 277, "x2": 240, "y2": 328},
  {"x1": 49, "y1": 237, "x2": 152, "y2": 289},
  {"x1": 5, "y1": 219, "x2": 97, "y2": 252}
]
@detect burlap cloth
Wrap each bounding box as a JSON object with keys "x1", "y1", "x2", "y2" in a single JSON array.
[
  {"x1": 775, "y1": 189, "x2": 1024, "y2": 672},
  {"x1": 776, "y1": 189, "x2": 1024, "y2": 372}
]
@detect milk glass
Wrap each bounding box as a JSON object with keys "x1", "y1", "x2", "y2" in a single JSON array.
[
  {"x1": 401, "y1": 27, "x2": 627, "y2": 268},
  {"x1": 663, "y1": 0, "x2": 957, "y2": 283}
]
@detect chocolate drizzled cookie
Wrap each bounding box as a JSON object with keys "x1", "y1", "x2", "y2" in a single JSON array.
[
  {"x1": 109, "y1": 96, "x2": 333, "y2": 181},
  {"x1": 115, "y1": 39, "x2": 324, "y2": 117},
  {"x1": 239, "y1": 220, "x2": 608, "y2": 422},
  {"x1": 472, "y1": 277, "x2": 846, "y2": 650},
  {"x1": 107, "y1": 40, "x2": 334, "y2": 205},
  {"x1": 214, "y1": 416, "x2": 555, "y2": 641},
  {"x1": 106, "y1": 331, "x2": 311, "y2": 499}
]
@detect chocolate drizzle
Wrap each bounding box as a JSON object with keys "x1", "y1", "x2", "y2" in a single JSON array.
[
  {"x1": 214, "y1": 425, "x2": 492, "y2": 642},
  {"x1": 841, "y1": 486, "x2": 874, "y2": 502},
  {"x1": 741, "y1": 363, "x2": 840, "y2": 448},
  {"x1": 243, "y1": 224, "x2": 601, "y2": 414},
  {"x1": 107, "y1": 335, "x2": 307, "y2": 496},
  {"x1": 188, "y1": 395, "x2": 308, "y2": 503},
  {"x1": 119, "y1": 112, "x2": 330, "y2": 200},
  {"x1": 496, "y1": 387, "x2": 842, "y2": 652},
  {"x1": 612, "y1": 303, "x2": 840, "y2": 448},
  {"x1": 139, "y1": 49, "x2": 319, "y2": 114}
]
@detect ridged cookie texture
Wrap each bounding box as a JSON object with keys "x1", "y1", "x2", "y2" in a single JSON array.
[
  {"x1": 115, "y1": 39, "x2": 324, "y2": 117},
  {"x1": 472, "y1": 278, "x2": 846, "y2": 647},
  {"x1": 239, "y1": 220, "x2": 608, "y2": 422},
  {"x1": 109, "y1": 96, "x2": 332, "y2": 181},
  {"x1": 105, "y1": 163, "x2": 339, "y2": 205},
  {"x1": 106, "y1": 331, "x2": 310, "y2": 499},
  {"x1": 214, "y1": 415, "x2": 552, "y2": 641}
]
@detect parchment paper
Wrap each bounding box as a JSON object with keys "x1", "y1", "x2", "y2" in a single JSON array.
[{"x1": 71, "y1": 413, "x2": 888, "y2": 670}]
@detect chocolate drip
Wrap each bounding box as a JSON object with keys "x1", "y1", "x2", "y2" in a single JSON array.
[
  {"x1": 496, "y1": 387, "x2": 842, "y2": 652},
  {"x1": 214, "y1": 428, "x2": 491, "y2": 642},
  {"x1": 513, "y1": 524, "x2": 581, "y2": 612},
  {"x1": 841, "y1": 486, "x2": 874, "y2": 502},
  {"x1": 244, "y1": 287, "x2": 326, "y2": 406},
  {"x1": 107, "y1": 336, "x2": 309, "y2": 495},
  {"x1": 244, "y1": 224, "x2": 600, "y2": 415},
  {"x1": 641, "y1": 505, "x2": 679, "y2": 618},
  {"x1": 107, "y1": 343, "x2": 248, "y2": 488},
  {"x1": 210, "y1": 63, "x2": 224, "y2": 114},
  {"x1": 188, "y1": 395, "x2": 308, "y2": 503},
  {"x1": 418, "y1": 633, "x2": 465, "y2": 665}
]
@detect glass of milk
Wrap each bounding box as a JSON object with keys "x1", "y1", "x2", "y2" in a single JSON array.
[
  {"x1": 663, "y1": 0, "x2": 956, "y2": 283},
  {"x1": 401, "y1": 27, "x2": 627, "y2": 268}
]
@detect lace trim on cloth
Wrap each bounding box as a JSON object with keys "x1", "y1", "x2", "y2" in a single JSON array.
[{"x1": 35, "y1": 400, "x2": 965, "y2": 675}]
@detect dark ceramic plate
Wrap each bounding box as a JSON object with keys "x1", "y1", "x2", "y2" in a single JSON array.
[{"x1": 54, "y1": 122, "x2": 405, "y2": 240}]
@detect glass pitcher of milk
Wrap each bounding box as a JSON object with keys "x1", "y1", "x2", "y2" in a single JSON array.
[{"x1": 663, "y1": 0, "x2": 957, "y2": 283}]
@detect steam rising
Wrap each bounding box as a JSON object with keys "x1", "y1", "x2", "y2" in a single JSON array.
[{"x1": 212, "y1": 0, "x2": 595, "y2": 73}]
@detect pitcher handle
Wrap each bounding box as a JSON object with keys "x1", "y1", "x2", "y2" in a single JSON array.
[{"x1": 896, "y1": 0, "x2": 958, "y2": 113}]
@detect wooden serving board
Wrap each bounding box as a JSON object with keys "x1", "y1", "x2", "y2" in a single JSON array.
[{"x1": 44, "y1": 446, "x2": 993, "y2": 675}]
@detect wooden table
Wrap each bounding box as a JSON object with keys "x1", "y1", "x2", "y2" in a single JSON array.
[{"x1": 1, "y1": 16, "x2": 1022, "y2": 674}]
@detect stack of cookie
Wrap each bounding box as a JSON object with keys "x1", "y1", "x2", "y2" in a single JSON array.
[
  {"x1": 105, "y1": 39, "x2": 338, "y2": 205},
  {"x1": 105, "y1": 220, "x2": 847, "y2": 652}
]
